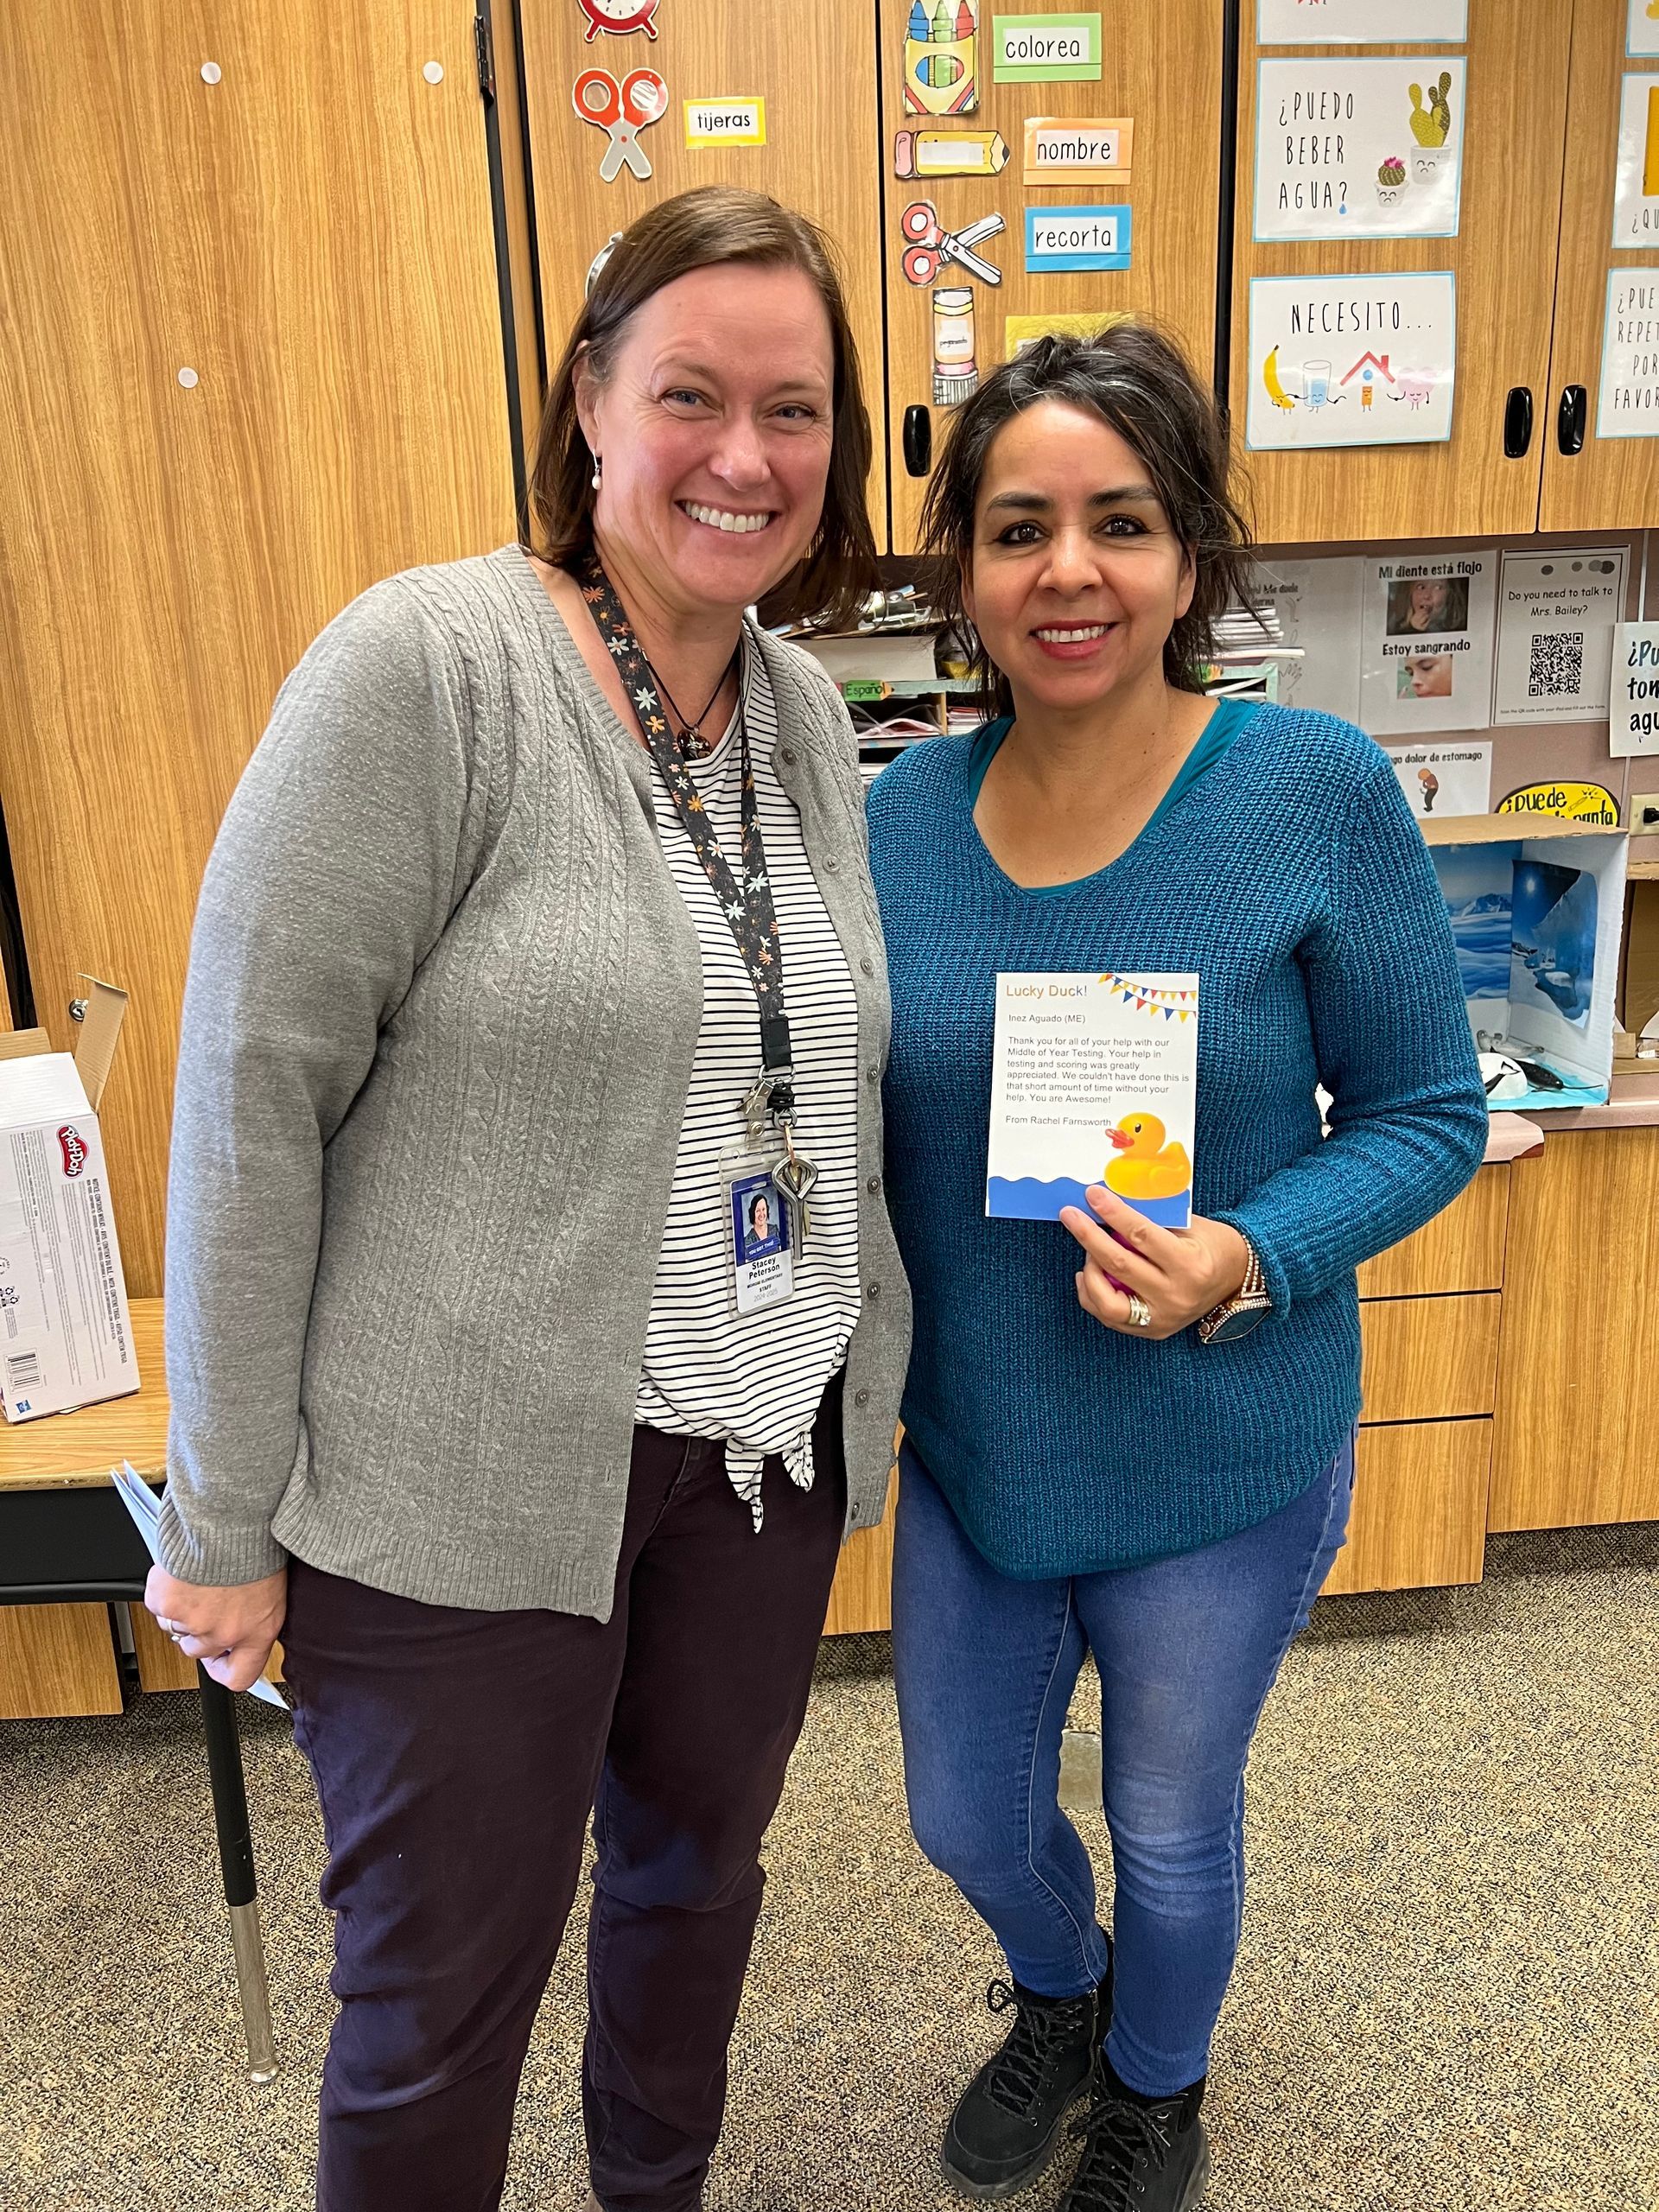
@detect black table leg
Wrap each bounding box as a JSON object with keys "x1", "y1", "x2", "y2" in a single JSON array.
[{"x1": 197, "y1": 1668, "x2": 278, "y2": 2082}]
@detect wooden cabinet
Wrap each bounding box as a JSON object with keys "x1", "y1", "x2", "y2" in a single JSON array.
[
  {"x1": 1231, "y1": 2, "x2": 1572, "y2": 543},
  {"x1": 880, "y1": 0, "x2": 1224, "y2": 552},
  {"x1": 518, "y1": 0, "x2": 887, "y2": 542},
  {"x1": 1321, "y1": 1419, "x2": 1490, "y2": 1599},
  {"x1": 1490, "y1": 1125, "x2": 1659, "y2": 1530},
  {"x1": 1539, "y1": 1, "x2": 1659, "y2": 530},
  {"x1": 0, "y1": 1, "x2": 518, "y2": 1298}
]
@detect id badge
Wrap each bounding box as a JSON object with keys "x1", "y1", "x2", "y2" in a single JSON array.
[{"x1": 721, "y1": 1151, "x2": 795, "y2": 1317}]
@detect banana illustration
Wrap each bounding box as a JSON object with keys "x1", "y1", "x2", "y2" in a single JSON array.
[{"x1": 1262, "y1": 345, "x2": 1296, "y2": 411}]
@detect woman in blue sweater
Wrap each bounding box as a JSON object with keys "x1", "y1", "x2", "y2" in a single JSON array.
[{"x1": 867, "y1": 328, "x2": 1487, "y2": 2212}]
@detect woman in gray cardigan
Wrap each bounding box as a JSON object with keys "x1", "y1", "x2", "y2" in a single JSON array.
[{"x1": 144, "y1": 188, "x2": 908, "y2": 2212}]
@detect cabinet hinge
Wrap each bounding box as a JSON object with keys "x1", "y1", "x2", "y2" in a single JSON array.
[{"x1": 474, "y1": 10, "x2": 496, "y2": 105}]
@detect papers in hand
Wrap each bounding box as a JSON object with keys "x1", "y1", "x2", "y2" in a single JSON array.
[{"x1": 112, "y1": 1461, "x2": 288, "y2": 1710}]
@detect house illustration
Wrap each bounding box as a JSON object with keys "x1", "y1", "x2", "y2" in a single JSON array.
[{"x1": 1341, "y1": 350, "x2": 1395, "y2": 410}]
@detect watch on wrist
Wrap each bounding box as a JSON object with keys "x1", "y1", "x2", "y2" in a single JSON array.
[{"x1": 1196, "y1": 1237, "x2": 1272, "y2": 1345}]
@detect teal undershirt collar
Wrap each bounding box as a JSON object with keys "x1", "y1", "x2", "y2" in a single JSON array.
[{"x1": 964, "y1": 697, "x2": 1262, "y2": 899}]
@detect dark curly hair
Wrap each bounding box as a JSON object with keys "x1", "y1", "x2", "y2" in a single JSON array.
[{"x1": 919, "y1": 323, "x2": 1255, "y2": 715}]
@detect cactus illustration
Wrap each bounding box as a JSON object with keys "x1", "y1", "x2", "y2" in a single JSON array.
[
  {"x1": 1378, "y1": 156, "x2": 1407, "y2": 187},
  {"x1": 1408, "y1": 72, "x2": 1452, "y2": 149}
]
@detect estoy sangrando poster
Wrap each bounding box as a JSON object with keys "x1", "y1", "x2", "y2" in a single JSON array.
[{"x1": 1358, "y1": 548, "x2": 1497, "y2": 737}]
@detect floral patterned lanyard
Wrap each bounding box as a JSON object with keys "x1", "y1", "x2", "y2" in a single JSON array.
[{"x1": 581, "y1": 560, "x2": 814, "y2": 1197}]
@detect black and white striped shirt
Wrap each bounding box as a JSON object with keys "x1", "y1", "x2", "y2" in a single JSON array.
[{"x1": 634, "y1": 637, "x2": 862, "y2": 1527}]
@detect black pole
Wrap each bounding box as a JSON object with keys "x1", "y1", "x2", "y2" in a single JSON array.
[
  {"x1": 1213, "y1": 0, "x2": 1243, "y2": 421},
  {"x1": 198, "y1": 1669, "x2": 257, "y2": 1910}
]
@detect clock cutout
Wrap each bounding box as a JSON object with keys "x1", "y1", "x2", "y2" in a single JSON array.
[{"x1": 578, "y1": 0, "x2": 661, "y2": 40}]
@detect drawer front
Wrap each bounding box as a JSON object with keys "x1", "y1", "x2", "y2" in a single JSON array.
[
  {"x1": 1321, "y1": 1419, "x2": 1491, "y2": 1598},
  {"x1": 1359, "y1": 1294, "x2": 1500, "y2": 1423},
  {"x1": 1357, "y1": 1165, "x2": 1510, "y2": 1299}
]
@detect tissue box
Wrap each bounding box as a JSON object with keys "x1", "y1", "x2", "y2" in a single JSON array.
[
  {"x1": 0, "y1": 983, "x2": 137, "y2": 1421},
  {"x1": 1426, "y1": 818, "x2": 1629, "y2": 1110}
]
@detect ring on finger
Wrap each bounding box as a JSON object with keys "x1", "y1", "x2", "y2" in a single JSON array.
[{"x1": 1126, "y1": 1292, "x2": 1153, "y2": 1330}]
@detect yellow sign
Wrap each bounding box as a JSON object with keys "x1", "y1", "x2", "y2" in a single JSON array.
[
  {"x1": 683, "y1": 98, "x2": 766, "y2": 149},
  {"x1": 1004, "y1": 309, "x2": 1130, "y2": 359},
  {"x1": 1022, "y1": 115, "x2": 1133, "y2": 186},
  {"x1": 1497, "y1": 780, "x2": 1621, "y2": 825}
]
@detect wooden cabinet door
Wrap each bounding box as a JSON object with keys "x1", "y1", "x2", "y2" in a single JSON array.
[
  {"x1": 1231, "y1": 2, "x2": 1570, "y2": 543},
  {"x1": 0, "y1": 1, "x2": 517, "y2": 1299},
  {"x1": 518, "y1": 0, "x2": 887, "y2": 547},
  {"x1": 1540, "y1": 1, "x2": 1659, "y2": 530},
  {"x1": 880, "y1": 0, "x2": 1223, "y2": 554}
]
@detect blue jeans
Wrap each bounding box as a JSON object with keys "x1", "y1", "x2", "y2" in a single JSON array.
[{"x1": 893, "y1": 1432, "x2": 1356, "y2": 2099}]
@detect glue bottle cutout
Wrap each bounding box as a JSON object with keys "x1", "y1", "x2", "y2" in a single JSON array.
[
  {"x1": 905, "y1": 0, "x2": 977, "y2": 118},
  {"x1": 932, "y1": 287, "x2": 978, "y2": 407}
]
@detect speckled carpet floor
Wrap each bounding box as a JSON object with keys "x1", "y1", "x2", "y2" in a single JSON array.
[{"x1": 3, "y1": 1522, "x2": 1656, "y2": 2212}]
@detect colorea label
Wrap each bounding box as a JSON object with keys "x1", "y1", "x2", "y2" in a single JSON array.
[
  {"x1": 683, "y1": 98, "x2": 766, "y2": 148},
  {"x1": 1024, "y1": 204, "x2": 1131, "y2": 272},
  {"x1": 992, "y1": 13, "x2": 1102, "y2": 82}
]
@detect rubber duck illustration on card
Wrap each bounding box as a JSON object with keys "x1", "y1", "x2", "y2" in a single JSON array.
[{"x1": 1104, "y1": 1114, "x2": 1192, "y2": 1206}]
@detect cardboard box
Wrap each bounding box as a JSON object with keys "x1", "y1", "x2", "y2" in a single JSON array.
[
  {"x1": 1423, "y1": 817, "x2": 1629, "y2": 1111},
  {"x1": 0, "y1": 980, "x2": 137, "y2": 1421}
]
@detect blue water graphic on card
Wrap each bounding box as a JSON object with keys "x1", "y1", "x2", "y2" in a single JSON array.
[{"x1": 987, "y1": 1175, "x2": 1191, "y2": 1228}]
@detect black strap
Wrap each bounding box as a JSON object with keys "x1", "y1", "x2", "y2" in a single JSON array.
[{"x1": 581, "y1": 558, "x2": 795, "y2": 1086}]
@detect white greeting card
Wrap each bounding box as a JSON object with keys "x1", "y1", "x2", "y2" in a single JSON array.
[
  {"x1": 1255, "y1": 58, "x2": 1465, "y2": 242},
  {"x1": 987, "y1": 972, "x2": 1198, "y2": 1228}
]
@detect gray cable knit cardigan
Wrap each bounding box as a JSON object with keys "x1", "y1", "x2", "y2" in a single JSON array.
[{"x1": 157, "y1": 546, "x2": 911, "y2": 1621}]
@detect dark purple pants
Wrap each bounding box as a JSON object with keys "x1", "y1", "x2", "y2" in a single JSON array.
[{"x1": 279, "y1": 1383, "x2": 846, "y2": 2212}]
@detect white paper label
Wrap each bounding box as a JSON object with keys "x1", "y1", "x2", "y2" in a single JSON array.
[
  {"x1": 683, "y1": 99, "x2": 766, "y2": 147},
  {"x1": 1243, "y1": 556, "x2": 1363, "y2": 721},
  {"x1": 1246, "y1": 272, "x2": 1456, "y2": 449},
  {"x1": 1358, "y1": 549, "x2": 1497, "y2": 737},
  {"x1": 1492, "y1": 550, "x2": 1627, "y2": 726},
  {"x1": 1257, "y1": 0, "x2": 1466, "y2": 42},
  {"x1": 1255, "y1": 59, "x2": 1465, "y2": 241},
  {"x1": 1610, "y1": 621, "x2": 1659, "y2": 753}
]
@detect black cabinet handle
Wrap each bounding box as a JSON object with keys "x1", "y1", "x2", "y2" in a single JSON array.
[
  {"x1": 1503, "y1": 385, "x2": 1534, "y2": 458},
  {"x1": 903, "y1": 404, "x2": 932, "y2": 477},
  {"x1": 1557, "y1": 385, "x2": 1587, "y2": 456}
]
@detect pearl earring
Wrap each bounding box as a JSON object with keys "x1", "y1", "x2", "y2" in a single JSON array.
[{"x1": 591, "y1": 454, "x2": 602, "y2": 492}]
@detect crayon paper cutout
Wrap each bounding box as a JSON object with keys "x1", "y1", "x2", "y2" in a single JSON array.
[
  {"x1": 683, "y1": 99, "x2": 766, "y2": 148},
  {"x1": 895, "y1": 127, "x2": 1009, "y2": 177},
  {"x1": 1005, "y1": 309, "x2": 1130, "y2": 359},
  {"x1": 576, "y1": 0, "x2": 662, "y2": 41},
  {"x1": 991, "y1": 13, "x2": 1102, "y2": 85},
  {"x1": 1613, "y1": 75, "x2": 1659, "y2": 245},
  {"x1": 1022, "y1": 117, "x2": 1133, "y2": 187},
  {"x1": 932, "y1": 287, "x2": 979, "y2": 405},
  {"x1": 905, "y1": 1, "x2": 979, "y2": 118}
]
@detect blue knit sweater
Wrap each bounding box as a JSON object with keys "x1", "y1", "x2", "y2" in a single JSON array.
[{"x1": 868, "y1": 705, "x2": 1489, "y2": 1579}]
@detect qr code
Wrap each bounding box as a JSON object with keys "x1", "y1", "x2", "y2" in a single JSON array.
[{"x1": 1529, "y1": 630, "x2": 1585, "y2": 698}]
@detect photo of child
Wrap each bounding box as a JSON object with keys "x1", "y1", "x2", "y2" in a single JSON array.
[
  {"x1": 1386, "y1": 576, "x2": 1468, "y2": 635},
  {"x1": 1397, "y1": 653, "x2": 1454, "y2": 698}
]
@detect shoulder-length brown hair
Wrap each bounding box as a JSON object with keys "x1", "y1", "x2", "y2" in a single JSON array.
[
  {"x1": 919, "y1": 322, "x2": 1256, "y2": 716},
  {"x1": 526, "y1": 187, "x2": 876, "y2": 629}
]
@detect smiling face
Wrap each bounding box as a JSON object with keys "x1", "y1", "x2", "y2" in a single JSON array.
[
  {"x1": 749, "y1": 1194, "x2": 771, "y2": 1240},
  {"x1": 959, "y1": 400, "x2": 1194, "y2": 721},
  {"x1": 575, "y1": 263, "x2": 836, "y2": 622}
]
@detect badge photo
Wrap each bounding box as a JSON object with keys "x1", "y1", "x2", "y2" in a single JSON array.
[{"x1": 728, "y1": 1161, "x2": 795, "y2": 1317}]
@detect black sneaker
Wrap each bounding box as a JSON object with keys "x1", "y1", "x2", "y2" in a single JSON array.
[
  {"x1": 941, "y1": 1944, "x2": 1115, "y2": 2201},
  {"x1": 1057, "y1": 2061, "x2": 1211, "y2": 2212}
]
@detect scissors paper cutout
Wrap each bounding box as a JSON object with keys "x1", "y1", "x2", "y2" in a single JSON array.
[{"x1": 573, "y1": 67, "x2": 668, "y2": 181}]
